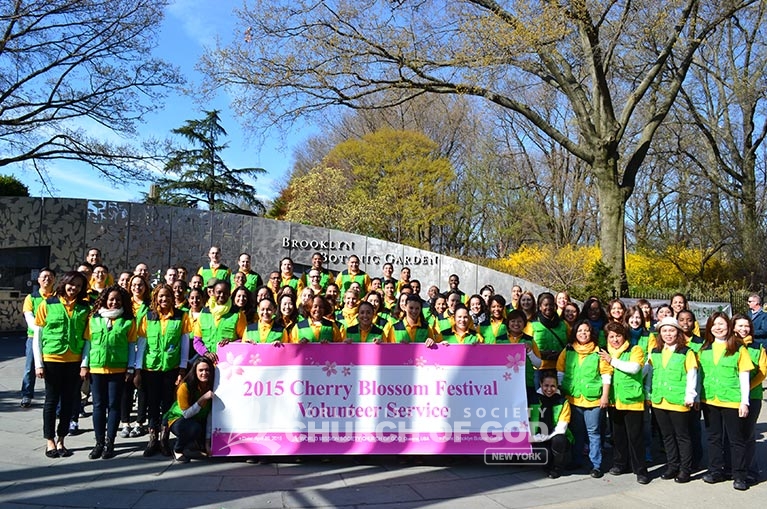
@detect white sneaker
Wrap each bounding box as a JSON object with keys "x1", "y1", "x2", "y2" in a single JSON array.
[
  {"x1": 119, "y1": 425, "x2": 131, "y2": 438},
  {"x1": 129, "y1": 423, "x2": 143, "y2": 438}
]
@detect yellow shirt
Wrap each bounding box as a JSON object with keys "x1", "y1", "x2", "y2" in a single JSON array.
[
  {"x1": 608, "y1": 343, "x2": 645, "y2": 411},
  {"x1": 703, "y1": 342, "x2": 754, "y2": 409},
  {"x1": 556, "y1": 341, "x2": 612, "y2": 408},
  {"x1": 649, "y1": 346, "x2": 698, "y2": 412},
  {"x1": 192, "y1": 311, "x2": 247, "y2": 340}
]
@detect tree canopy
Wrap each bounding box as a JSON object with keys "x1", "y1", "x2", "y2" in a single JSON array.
[
  {"x1": 150, "y1": 110, "x2": 267, "y2": 215},
  {"x1": 201, "y1": 0, "x2": 754, "y2": 292},
  {"x1": 0, "y1": 0, "x2": 182, "y2": 183}
]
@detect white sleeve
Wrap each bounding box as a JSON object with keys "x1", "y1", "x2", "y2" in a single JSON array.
[
  {"x1": 551, "y1": 421, "x2": 568, "y2": 437},
  {"x1": 740, "y1": 371, "x2": 751, "y2": 406},
  {"x1": 32, "y1": 325, "x2": 44, "y2": 369},
  {"x1": 643, "y1": 363, "x2": 653, "y2": 399},
  {"x1": 135, "y1": 337, "x2": 146, "y2": 369},
  {"x1": 526, "y1": 349, "x2": 542, "y2": 368},
  {"x1": 179, "y1": 333, "x2": 190, "y2": 369},
  {"x1": 610, "y1": 357, "x2": 641, "y2": 374},
  {"x1": 24, "y1": 311, "x2": 36, "y2": 331},
  {"x1": 685, "y1": 367, "x2": 698, "y2": 404},
  {"x1": 601, "y1": 374, "x2": 612, "y2": 385},
  {"x1": 80, "y1": 341, "x2": 91, "y2": 368}
]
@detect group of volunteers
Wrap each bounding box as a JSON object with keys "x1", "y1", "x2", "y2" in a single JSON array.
[{"x1": 20, "y1": 246, "x2": 767, "y2": 489}]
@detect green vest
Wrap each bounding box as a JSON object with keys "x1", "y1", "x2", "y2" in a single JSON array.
[
  {"x1": 41, "y1": 298, "x2": 89, "y2": 356},
  {"x1": 345, "y1": 323, "x2": 386, "y2": 343},
  {"x1": 144, "y1": 309, "x2": 185, "y2": 371},
  {"x1": 650, "y1": 347, "x2": 689, "y2": 406},
  {"x1": 88, "y1": 315, "x2": 133, "y2": 370},
  {"x1": 479, "y1": 321, "x2": 509, "y2": 344},
  {"x1": 231, "y1": 271, "x2": 261, "y2": 292},
  {"x1": 746, "y1": 343, "x2": 764, "y2": 400},
  {"x1": 636, "y1": 334, "x2": 651, "y2": 361},
  {"x1": 529, "y1": 397, "x2": 574, "y2": 442},
  {"x1": 303, "y1": 269, "x2": 332, "y2": 291},
  {"x1": 244, "y1": 322, "x2": 286, "y2": 343},
  {"x1": 439, "y1": 327, "x2": 479, "y2": 344},
  {"x1": 337, "y1": 270, "x2": 367, "y2": 293},
  {"x1": 135, "y1": 301, "x2": 150, "y2": 324},
  {"x1": 164, "y1": 383, "x2": 211, "y2": 425},
  {"x1": 610, "y1": 349, "x2": 644, "y2": 406},
  {"x1": 199, "y1": 264, "x2": 230, "y2": 286},
  {"x1": 531, "y1": 320, "x2": 568, "y2": 354},
  {"x1": 698, "y1": 345, "x2": 742, "y2": 404},
  {"x1": 335, "y1": 309, "x2": 357, "y2": 330},
  {"x1": 511, "y1": 334, "x2": 536, "y2": 388},
  {"x1": 281, "y1": 275, "x2": 301, "y2": 291},
  {"x1": 198, "y1": 308, "x2": 241, "y2": 353},
  {"x1": 561, "y1": 346, "x2": 602, "y2": 400},
  {"x1": 295, "y1": 319, "x2": 335, "y2": 342},
  {"x1": 26, "y1": 290, "x2": 45, "y2": 337},
  {"x1": 392, "y1": 319, "x2": 431, "y2": 343},
  {"x1": 687, "y1": 335, "x2": 704, "y2": 353}
]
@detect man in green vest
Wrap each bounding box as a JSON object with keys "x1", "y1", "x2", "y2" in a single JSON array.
[
  {"x1": 197, "y1": 246, "x2": 231, "y2": 287},
  {"x1": 335, "y1": 255, "x2": 371, "y2": 294},
  {"x1": 21, "y1": 268, "x2": 56, "y2": 407},
  {"x1": 231, "y1": 252, "x2": 262, "y2": 292}
]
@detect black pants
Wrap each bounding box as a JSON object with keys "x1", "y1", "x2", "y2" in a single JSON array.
[
  {"x1": 609, "y1": 407, "x2": 647, "y2": 475},
  {"x1": 91, "y1": 373, "x2": 126, "y2": 442},
  {"x1": 745, "y1": 398, "x2": 762, "y2": 477},
  {"x1": 143, "y1": 369, "x2": 179, "y2": 430},
  {"x1": 654, "y1": 407, "x2": 692, "y2": 475},
  {"x1": 703, "y1": 403, "x2": 749, "y2": 482},
  {"x1": 541, "y1": 434, "x2": 570, "y2": 470},
  {"x1": 170, "y1": 417, "x2": 204, "y2": 453},
  {"x1": 42, "y1": 362, "x2": 80, "y2": 439}
]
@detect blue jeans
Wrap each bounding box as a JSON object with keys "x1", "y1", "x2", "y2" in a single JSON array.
[
  {"x1": 21, "y1": 337, "x2": 36, "y2": 400},
  {"x1": 170, "y1": 417, "x2": 203, "y2": 453},
  {"x1": 91, "y1": 373, "x2": 126, "y2": 442},
  {"x1": 571, "y1": 405, "x2": 603, "y2": 470}
]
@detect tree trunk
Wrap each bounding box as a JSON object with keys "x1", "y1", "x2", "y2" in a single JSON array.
[{"x1": 594, "y1": 159, "x2": 630, "y2": 296}]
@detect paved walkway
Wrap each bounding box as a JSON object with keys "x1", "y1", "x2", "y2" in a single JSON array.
[{"x1": 1, "y1": 333, "x2": 765, "y2": 508}]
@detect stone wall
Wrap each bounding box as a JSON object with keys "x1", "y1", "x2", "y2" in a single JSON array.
[{"x1": 0, "y1": 197, "x2": 548, "y2": 331}]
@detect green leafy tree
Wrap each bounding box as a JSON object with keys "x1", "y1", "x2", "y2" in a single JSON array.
[
  {"x1": 154, "y1": 110, "x2": 266, "y2": 215},
  {"x1": 0, "y1": 175, "x2": 30, "y2": 196}
]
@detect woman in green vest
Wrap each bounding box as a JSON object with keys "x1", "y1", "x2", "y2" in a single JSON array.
[
  {"x1": 480, "y1": 295, "x2": 509, "y2": 344},
  {"x1": 390, "y1": 294, "x2": 435, "y2": 345},
  {"x1": 507, "y1": 309, "x2": 542, "y2": 400},
  {"x1": 438, "y1": 305, "x2": 481, "y2": 344},
  {"x1": 165, "y1": 356, "x2": 215, "y2": 463},
  {"x1": 292, "y1": 295, "x2": 341, "y2": 343},
  {"x1": 33, "y1": 271, "x2": 90, "y2": 458},
  {"x1": 363, "y1": 291, "x2": 392, "y2": 330},
  {"x1": 343, "y1": 301, "x2": 389, "y2": 343},
  {"x1": 598, "y1": 322, "x2": 649, "y2": 484},
  {"x1": 192, "y1": 280, "x2": 247, "y2": 363},
  {"x1": 245, "y1": 297, "x2": 288, "y2": 344},
  {"x1": 532, "y1": 292, "x2": 569, "y2": 372},
  {"x1": 556, "y1": 319, "x2": 611, "y2": 478},
  {"x1": 82, "y1": 286, "x2": 137, "y2": 460},
  {"x1": 278, "y1": 293, "x2": 299, "y2": 337},
  {"x1": 279, "y1": 257, "x2": 304, "y2": 293},
  {"x1": 136, "y1": 284, "x2": 192, "y2": 457},
  {"x1": 731, "y1": 314, "x2": 765, "y2": 485},
  {"x1": 645, "y1": 316, "x2": 697, "y2": 483},
  {"x1": 698, "y1": 312, "x2": 754, "y2": 490},
  {"x1": 427, "y1": 294, "x2": 448, "y2": 331},
  {"x1": 676, "y1": 309, "x2": 704, "y2": 468},
  {"x1": 121, "y1": 274, "x2": 151, "y2": 439}
]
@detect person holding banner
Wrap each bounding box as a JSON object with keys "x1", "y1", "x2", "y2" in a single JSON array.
[
  {"x1": 292, "y1": 295, "x2": 342, "y2": 343},
  {"x1": 392, "y1": 294, "x2": 436, "y2": 345},
  {"x1": 164, "y1": 356, "x2": 215, "y2": 463},
  {"x1": 479, "y1": 295, "x2": 509, "y2": 343},
  {"x1": 192, "y1": 280, "x2": 247, "y2": 363},
  {"x1": 438, "y1": 305, "x2": 481, "y2": 344},
  {"x1": 557, "y1": 319, "x2": 611, "y2": 478},
  {"x1": 244, "y1": 298, "x2": 288, "y2": 344}
]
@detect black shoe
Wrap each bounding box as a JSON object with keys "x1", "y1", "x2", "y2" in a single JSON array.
[
  {"x1": 609, "y1": 466, "x2": 627, "y2": 476},
  {"x1": 590, "y1": 468, "x2": 603, "y2": 478},
  {"x1": 174, "y1": 451, "x2": 190, "y2": 463},
  {"x1": 143, "y1": 431, "x2": 159, "y2": 457},
  {"x1": 160, "y1": 438, "x2": 172, "y2": 457},
  {"x1": 102, "y1": 439, "x2": 115, "y2": 460},
  {"x1": 89, "y1": 443, "x2": 104, "y2": 460},
  {"x1": 20, "y1": 398, "x2": 31, "y2": 408},
  {"x1": 703, "y1": 472, "x2": 725, "y2": 484},
  {"x1": 733, "y1": 480, "x2": 749, "y2": 491},
  {"x1": 661, "y1": 469, "x2": 679, "y2": 480},
  {"x1": 675, "y1": 473, "x2": 691, "y2": 484},
  {"x1": 637, "y1": 474, "x2": 650, "y2": 485},
  {"x1": 45, "y1": 448, "x2": 59, "y2": 459},
  {"x1": 546, "y1": 468, "x2": 561, "y2": 479},
  {"x1": 56, "y1": 445, "x2": 73, "y2": 457}
]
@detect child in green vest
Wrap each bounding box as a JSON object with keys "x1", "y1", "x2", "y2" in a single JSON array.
[{"x1": 529, "y1": 371, "x2": 572, "y2": 479}]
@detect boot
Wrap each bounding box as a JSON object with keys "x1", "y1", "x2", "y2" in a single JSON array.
[
  {"x1": 159, "y1": 426, "x2": 172, "y2": 457},
  {"x1": 89, "y1": 442, "x2": 104, "y2": 460},
  {"x1": 143, "y1": 429, "x2": 159, "y2": 457},
  {"x1": 102, "y1": 438, "x2": 115, "y2": 460}
]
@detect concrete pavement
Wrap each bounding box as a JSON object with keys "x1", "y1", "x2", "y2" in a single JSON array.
[{"x1": 1, "y1": 333, "x2": 765, "y2": 508}]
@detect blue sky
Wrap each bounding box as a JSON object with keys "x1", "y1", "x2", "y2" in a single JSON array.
[{"x1": 9, "y1": 0, "x2": 306, "y2": 203}]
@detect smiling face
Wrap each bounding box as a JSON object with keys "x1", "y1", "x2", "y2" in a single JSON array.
[
  {"x1": 660, "y1": 325, "x2": 680, "y2": 345},
  {"x1": 238, "y1": 254, "x2": 251, "y2": 272},
  {"x1": 105, "y1": 290, "x2": 122, "y2": 310},
  {"x1": 38, "y1": 270, "x2": 55, "y2": 292},
  {"x1": 164, "y1": 268, "x2": 177, "y2": 285},
  {"x1": 130, "y1": 278, "x2": 146, "y2": 300},
  {"x1": 607, "y1": 330, "x2": 625, "y2": 350},
  {"x1": 670, "y1": 295, "x2": 686, "y2": 314},
  {"x1": 309, "y1": 297, "x2": 325, "y2": 321},
  {"x1": 156, "y1": 287, "x2": 173, "y2": 311},
  {"x1": 357, "y1": 304, "x2": 373, "y2": 327},
  {"x1": 556, "y1": 292, "x2": 569, "y2": 310},
  {"x1": 344, "y1": 291, "x2": 358, "y2": 309},
  {"x1": 508, "y1": 317, "x2": 525, "y2": 335},
  {"x1": 188, "y1": 291, "x2": 203, "y2": 312},
  {"x1": 519, "y1": 294, "x2": 534, "y2": 312},
  {"x1": 469, "y1": 297, "x2": 483, "y2": 315},
  {"x1": 490, "y1": 300, "x2": 504, "y2": 319},
  {"x1": 434, "y1": 297, "x2": 447, "y2": 314},
  {"x1": 609, "y1": 302, "x2": 624, "y2": 320},
  {"x1": 447, "y1": 292, "x2": 462, "y2": 312},
  {"x1": 64, "y1": 279, "x2": 83, "y2": 301},
  {"x1": 677, "y1": 312, "x2": 694, "y2": 335},
  {"x1": 311, "y1": 253, "x2": 323, "y2": 269},
  {"x1": 405, "y1": 300, "x2": 422, "y2": 321},
  {"x1": 454, "y1": 308, "x2": 470, "y2": 331},
  {"x1": 213, "y1": 283, "x2": 230, "y2": 306},
  {"x1": 540, "y1": 376, "x2": 558, "y2": 398},
  {"x1": 280, "y1": 258, "x2": 293, "y2": 275},
  {"x1": 196, "y1": 361, "x2": 211, "y2": 384},
  {"x1": 563, "y1": 304, "x2": 579, "y2": 324},
  {"x1": 733, "y1": 318, "x2": 750, "y2": 339},
  {"x1": 258, "y1": 299, "x2": 275, "y2": 323},
  {"x1": 710, "y1": 316, "x2": 729, "y2": 338},
  {"x1": 233, "y1": 289, "x2": 249, "y2": 308},
  {"x1": 539, "y1": 296, "x2": 556, "y2": 319},
  {"x1": 575, "y1": 323, "x2": 592, "y2": 345},
  {"x1": 92, "y1": 266, "x2": 107, "y2": 283},
  {"x1": 348, "y1": 256, "x2": 360, "y2": 274},
  {"x1": 208, "y1": 247, "x2": 221, "y2": 264},
  {"x1": 280, "y1": 296, "x2": 295, "y2": 317},
  {"x1": 627, "y1": 310, "x2": 643, "y2": 329}
]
